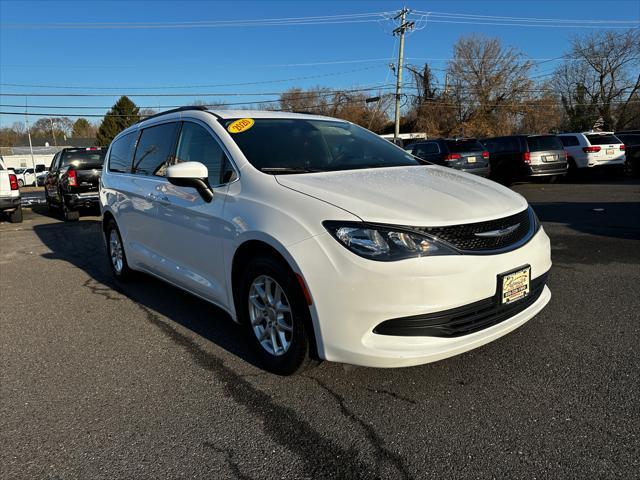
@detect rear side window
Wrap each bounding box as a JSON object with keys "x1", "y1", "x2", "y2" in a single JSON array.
[
  {"x1": 132, "y1": 122, "x2": 180, "y2": 176},
  {"x1": 586, "y1": 134, "x2": 621, "y2": 145},
  {"x1": 175, "y1": 122, "x2": 228, "y2": 185},
  {"x1": 526, "y1": 136, "x2": 563, "y2": 152},
  {"x1": 61, "y1": 149, "x2": 107, "y2": 168},
  {"x1": 413, "y1": 142, "x2": 439, "y2": 156},
  {"x1": 559, "y1": 136, "x2": 579, "y2": 147},
  {"x1": 109, "y1": 132, "x2": 137, "y2": 173},
  {"x1": 445, "y1": 139, "x2": 484, "y2": 153}
]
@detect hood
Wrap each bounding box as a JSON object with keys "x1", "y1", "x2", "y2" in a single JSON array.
[{"x1": 275, "y1": 165, "x2": 528, "y2": 226}]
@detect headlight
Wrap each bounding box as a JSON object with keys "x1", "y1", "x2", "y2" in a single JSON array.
[{"x1": 323, "y1": 221, "x2": 459, "y2": 261}]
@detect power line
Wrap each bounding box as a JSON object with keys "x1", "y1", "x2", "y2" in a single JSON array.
[
  {"x1": 412, "y1": 10, "x2": 639, "y2": 24},
  {"x1": 0, "y1": 11, "x2": 395, "y2": 29},
  {"x1": 0, "y1": 84, "x2": 396, "y2": 98},
  {"x1": 0, "y1": 65, "x2": 386, "y2": 91}
]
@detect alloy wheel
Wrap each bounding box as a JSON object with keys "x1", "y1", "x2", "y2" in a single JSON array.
[
  {"x1": 248, "y1": 275, "x2": 293, "y2": 356},
  {"x1": 109, "y1": 229, "x2": 124, "y2": 274}
]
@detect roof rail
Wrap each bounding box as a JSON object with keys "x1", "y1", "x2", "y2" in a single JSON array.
[{"x1": 138, "y1": 105, "x2": 209, "y2": 123}]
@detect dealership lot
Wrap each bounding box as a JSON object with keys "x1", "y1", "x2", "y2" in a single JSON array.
[{"x1": 1, "y1": 179, "x2": 639, "y2": 479}]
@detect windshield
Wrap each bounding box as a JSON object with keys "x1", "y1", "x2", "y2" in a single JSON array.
[
  {"x1": 527, "y1": 135, "x2": 564, "y2": 152},
  {"x1": 61, "y1": 149, "x2": 107, "y2": 168},
  {"x1": 445, "y1": 139, "x2": 484, "y2": 153},
  {"x1": 222, "y1": 118, "x2": 420, "y2": 173}
]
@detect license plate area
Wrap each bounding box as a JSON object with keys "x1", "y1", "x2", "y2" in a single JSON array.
[
  {"x1": 498, "y1": 265, "x2": 531, "y2": 305},
  {"x1": 467, "y1": 156, "x2": 476, "y2": 163},
  {"x1": 543, "y1": 155, "x2": 556, "y2": 162},
  {"x1": 606, "y1": 148, "x2": 614, "y2": 155}
]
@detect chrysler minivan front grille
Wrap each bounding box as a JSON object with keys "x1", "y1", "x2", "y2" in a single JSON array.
[{"x1": 413, "y1": 208, "x2": 535, "y2": 253}]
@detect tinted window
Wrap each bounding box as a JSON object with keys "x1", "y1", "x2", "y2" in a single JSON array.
[
  {"x1": 50, "y1": 153, "x2": 60, "y2": 170},
  {"x1": 526, "y1": 136, "x2": 563, "y2": 152},
  {"x1": 175, "y1": 122, "x2": 228, "y2": 185},
  {"x1": 445, "y1": 139, "x2": 484, "y2": 153},
  {"x1": 413, "y1": 142, "x2": 439, "y2": 157},
  {"x1": 615, "y1": 134, "x2": 640, "y2": 146},
  {"x1": 109, "y1": 132, "x2": 137, "y2": 173},
  {"x1": 559, "y1": 136, "x2": 579, "y2": 147},
  {"x1": 132, "y1": 123, "x2": 179, "y2": 176},
  {"x1": 61, "y1": 149, "x2": 107, "y2": 168},
  {"x1": 489, "y1": 137, "x2": 520, "y2": 153},
  {"x1": 223, "y1": 119, "x2": 418, "y2": 173},
  {"x1": 586, "y1": 134, "x2": 621, "y2": 145}
]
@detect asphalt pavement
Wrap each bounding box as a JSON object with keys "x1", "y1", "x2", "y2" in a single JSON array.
[{"x1": 1, "y1": 178, "x2": 639, "y2": 479}]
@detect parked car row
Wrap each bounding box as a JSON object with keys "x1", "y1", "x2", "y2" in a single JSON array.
[{"x1": 397, "y1": 130, "x2": 638, "y2": 183}]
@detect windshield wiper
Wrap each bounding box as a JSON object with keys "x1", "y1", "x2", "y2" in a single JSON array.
[{"x1": 260, "y1": 167, "x2": 322, "y2": 174}]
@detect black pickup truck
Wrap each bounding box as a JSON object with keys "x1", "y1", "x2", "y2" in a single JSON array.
[{"x1": 45, "y1": 147, "x2": 107, "y2": 221}]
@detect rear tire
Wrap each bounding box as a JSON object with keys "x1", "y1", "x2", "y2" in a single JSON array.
[
  {"x1": 238, "y1": 255, "x2": 317, "y2": 375},
  {"x1": 18, "y1": 179, "x2": 24, "y2": 188},
  {"x1": 105, "y1": 220, "x2": 133, "y2": 281},
  {"x1": 8, "y1": 205, "x2": 23, "y2": 223},
  {"x1": 61, "y1": 196, "x2": 79, "y2": 222}
]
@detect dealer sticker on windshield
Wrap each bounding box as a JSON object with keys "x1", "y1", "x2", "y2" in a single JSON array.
[
  {"x1": 227, "y1": 118, "x2": 255, "y2": 134},
  {"x1": 500, "y1": 266, "x2": 530, "y2": 304}
]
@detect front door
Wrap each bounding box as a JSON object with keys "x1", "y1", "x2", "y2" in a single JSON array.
[{"x1": 151, "y1": 121, "x2": 233, "y2": 306}]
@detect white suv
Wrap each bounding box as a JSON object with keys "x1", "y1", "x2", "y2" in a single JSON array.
[
  {"x1": 100, "y1": 107, "x2": 552, "y2": 374},
  {"x1": 558, "y1": 132, "x2": 625, "y2": 170},
  {"x1": 0, "y1": 157, "x2": 22, "y2": 223}
]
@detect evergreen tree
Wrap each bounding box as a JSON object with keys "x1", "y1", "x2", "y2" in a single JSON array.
[{"x1": 96, "y1": 96, "x2": 140, "y2": 146}]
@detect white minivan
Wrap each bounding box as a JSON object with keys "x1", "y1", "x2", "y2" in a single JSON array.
[{"x1": 101, "y1": 107, "x2": 552, "y2": 374}]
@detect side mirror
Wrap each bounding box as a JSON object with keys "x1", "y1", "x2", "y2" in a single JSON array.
[{"x1": 166, "y1": 161, "x2": 214, "y2": 203}]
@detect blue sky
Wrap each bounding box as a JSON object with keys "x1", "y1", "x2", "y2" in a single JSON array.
[{"x1": 0, "y1": 0, "x2": 638, "y2": 127}]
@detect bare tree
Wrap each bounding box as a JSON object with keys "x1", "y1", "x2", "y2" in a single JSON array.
[
  {"x1": 554, "y1": 29, "x2": 640, "y2": 130},
  {"x1": 447, "y1": 34, "x2": 533, "y2": 136}
]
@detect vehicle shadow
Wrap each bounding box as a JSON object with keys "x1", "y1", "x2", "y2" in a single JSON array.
[
  {"x1": 530, "y1": 201, "x2": 640, "y2": 241},
  {"x1": 32, "y1": 210, "x2": 262, "y2": 370}
]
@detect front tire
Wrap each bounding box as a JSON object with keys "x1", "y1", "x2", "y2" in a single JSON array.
[
  {"x1": 238, "y1": 255, "x2": 316, "y2": 375},
  {"x1": 106, "y1": 220, "x2": 133, "y2": 281},
  {"x1": 18, "y1": 179, "x2": 24, "y2": 188}
]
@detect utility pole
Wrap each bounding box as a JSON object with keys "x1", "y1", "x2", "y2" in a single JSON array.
[
  {"x1": 393, "y1": 7, "x2": 414, "y2": 142},
  {"x1": 24, "y1": 109, "x2": 36, "y2": 187},
  {"x1": 49, "y1": 117, "x2": 58, "y2": 147}
]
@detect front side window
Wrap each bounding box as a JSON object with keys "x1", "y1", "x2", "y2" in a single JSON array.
[
  {"x1": 132, "y1": 122, "x2": 179, "y2": 176},
  {"x1": 222, "y1": 119, "x2": 419, "y2": 174},
  {"x1": 50, "y1": 153, "x2": 60, "y2": 171},
  {"x1": 175, "y1": 122, "x2": 228, "y2": 185},
  {"x1": 109, "y1": 131, "x2": 137, "y2": 173}
]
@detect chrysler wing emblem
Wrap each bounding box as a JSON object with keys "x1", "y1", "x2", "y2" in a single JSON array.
[{"x1": 474, "y1": 223, "x2": 520, "y2": 238}]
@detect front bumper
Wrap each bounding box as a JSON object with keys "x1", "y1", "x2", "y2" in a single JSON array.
[
  {"x1": 0, "y1": 195, "x2": 21, "y2": 210},
  {"x1": 63, "y1": 192, "x2": 100, "y2": 209},
  {"x1": 289, "y1": 227, "x2": 552, "y2": 368}
]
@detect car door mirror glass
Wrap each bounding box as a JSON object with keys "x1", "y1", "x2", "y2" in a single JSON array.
[{"x1": 166, "y1": 161, "x2": 214, "y2": 202}]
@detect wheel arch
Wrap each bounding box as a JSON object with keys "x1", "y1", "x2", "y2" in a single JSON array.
[{"x1": 230, "y1": 238, "x2": 320, "y2": 360}]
